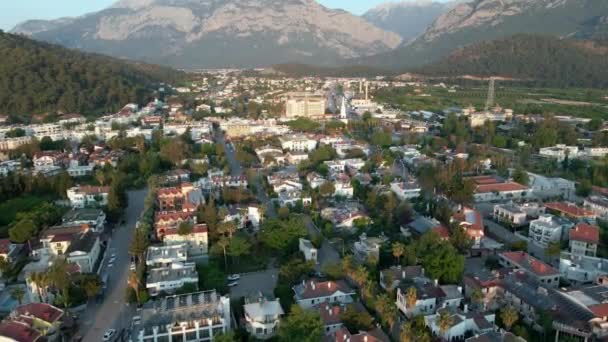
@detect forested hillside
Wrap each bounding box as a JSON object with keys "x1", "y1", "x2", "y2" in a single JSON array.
[
  {"x1": 0, "y1": 31, "x2": 181, "y2": 118},
  {"x1": 418, "y1": 35, "x2": 608, "y2": 88}
]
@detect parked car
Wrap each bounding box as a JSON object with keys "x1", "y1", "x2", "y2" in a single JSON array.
[
  {"x1": 227, "y1": 281, "x2": 239, "y2": 287},
  {"x1": 227, "y1": 274, "x2": 240, "y2": 281},
  {"x1": 103, "y1": 329, "x2": 116, "y2": 341}
]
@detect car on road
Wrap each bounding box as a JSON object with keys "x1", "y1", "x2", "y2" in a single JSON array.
[
  {"x1": 103, "y1": 329, "x2": 116, "y2": 341},
  {"x1": 227, "y1": 274, "x2": 240, "y2": 281},
  {"x1": 130, "y1": 262, "x2": 136, "y2": 271},
  {"x1": 131, "y1": 315, "x2": 141, "y2": 328},
  {"x1": 227, "y1": 281, "x2": 239, "y2": 287},
  {"x1": 109, "y1": 257, "x2": 116, "y2": 264},
  {"x1": 107, "y1": 263, "x2": 114, "y2": 268}
]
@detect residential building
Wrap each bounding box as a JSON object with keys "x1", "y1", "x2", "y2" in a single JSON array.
[
  {"x1": 560, "y1": 252, "x2": 608, "y2": 284},
  {"x1": 66, "y1": 186, "x2": 109, "y2": 208},
  {"x1": 61, "y1": 208, "x2": 106, "y2": 232},
  {"x1": 279, "y1": 135, "x2": 317, "y2": 152},
  {"x1": 396, "y1": 280, "x2": 445, "y2": 316},
  {"x1": 493, "y1": 203, "x2": 527, "y2": 226},
  {"x1": 353, "y1": 233, "x2": 387, "y2": 262},
  {"x1": 333, "y1": 327, "x2": 389, "y2": 342},
  {"x1": 134, "y1": 290, "x2": 231, "y2": 342},
  {"x1": 0, "y1": 136, "x2": 33, "y2": 151},
  {"x1": 528, "y1": 214, "x2": 572, "y2": 248},
  {"x1": 146, "y1": 263, "x2": 198, "y2": 296},
  {"x1": 570, "y1": 223, "x2": 600, "y2": 257},
  {"x1": 585, "y1": 196, "x2": 608, "y2": 217},
  {"x1": 163, "y1": 224, "x2": 209, "y2": 256},
  {"x1": 243, "y1": 293, "x2": 284, "y2": 340},
  {"x1": 539, "y1": 144, "x2": 579, "y2": 161},
  {"x1": 473, "y1": 181, "x2": 529, "y2": 202},
  {"x1": 299, "y1": 239, "x2": 317, "y2": 264},
  {"x1": 452, "y1": 207, "x2": 484, "y2": 248},
  {"x1": 0, "y1": 303, "x2": 64, "y2": 341},
  {"x1": 499, "y1": 251, "x2": 560, "y2": 288},
  {"x1": 390, "y1": 181, "x2": 422, "y2": 201},
  {"x1": 545, "y1": 202, "x2": 597, "y2": 221},
  {"x1": 425, "y1": 307, "x2": 495, "y2": 342},
  {"x1": 293, "y1": 279, "x2": 355, "y2": 309},
  {"x1": 379, "y1": 266, "x2": 426, "y2": 291},
  {"x1": 146, "y1": 244, "x2": 188, "y2": 268}
]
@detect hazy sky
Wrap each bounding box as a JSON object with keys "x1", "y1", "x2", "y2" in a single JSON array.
[{"x1": 0, "y1": 0, "x2": 451, "y2": 31}]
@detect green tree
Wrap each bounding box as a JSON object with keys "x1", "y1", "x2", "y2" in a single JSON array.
[
  {"x1": 545, "y1": 241, "x2": 562, "y2": 258},
  {"x1": 227, "y1": 236, "x2": 252, "y2": 264},
  {"x1": 279, "y1": 305, "x2": 324, "y2": 342},
  {"x1": 500, "y1": 305, "x2": 519, "y2": 331},
  {"x1": 319, "y1": 182, "x2": 335, "y2": 197},
  {"x1": 82, "y1": 276, "x2": 101, "y2": 300},
  {"x1": 375, "y1": 294, "x2": 398, "y2": 328},
  {"x1": 259, "y1": 217, "x2": 307, "y2": 254},
  {"x1": 512, "y1": 167, "x2": 530, "y2": 185},
  {"x1": 340, "y1": 304, "x2": 374, "y2": 333},
  {"x1": 279, "y1": 258, "x2": 315, "y2": 285},
  {"x1": 9, "y1": 218, "x2": 37, "y2": 243},
  {"x1": 177, "y1": 221, "x2": 194, "y2": 236},
  {"x1": 392, "y1": 242, "x2": 406, "y2": 265},
  {"x1": 160, "y1": 138, "x2": 191, "y2": 166},
  {"x1": 213, "y1": 332, "x2": 236, "y2": 342},
  {"x1": 437, "y1": 309, "x2": 453, "y2": 338}
]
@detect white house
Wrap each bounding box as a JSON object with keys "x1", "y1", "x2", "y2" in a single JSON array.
[
  {"x1": 146, "y1": 263, "x2": 198, "y2": 296},
  {"x1": 146, "y1": 244, "x2": 189, "y2": 268},
  {"x1": 390, "y1": 181, "x2": 422, "y2": 201},
  {"x1": 425, "y1": 308, "x2": 495, "y2": 342},
  {"x1": 299, "y1": 238, "x2": 318, "y2": 264},
  {"x1": 279, "y1": 135, "x2": 317, "y2": 152},
  {"x1": 293, "y1": 279, "x2": 355, "y2": 309},
  {"x1": 163, "y1": 224, "x2": 209, "y2": 256},
  {"x1": 243, "y1": 294, "x2": 284, "y2": 340},
  {"x1": 66, "y1": 186, "x2": 109, "y2": 208},
  {"x1": 528, "y1": 214, "x2": 572, "y2": 249}
]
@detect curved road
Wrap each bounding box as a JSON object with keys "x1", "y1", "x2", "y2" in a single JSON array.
[{"x1": 78, "y1": 188, "x2": 148, "y2": 341}]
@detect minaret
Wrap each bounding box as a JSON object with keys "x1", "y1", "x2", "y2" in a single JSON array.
[{"x1": 339, "y1": 96, "x2": 348, "y2": 124}]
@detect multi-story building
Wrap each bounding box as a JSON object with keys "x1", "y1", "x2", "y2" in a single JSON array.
[
  {"x1": 0, "y1": 303, "x2": 64, "y2": 342},
  {"x1": 390, "y1": 181, "x2": 422, "y2": 201},
  {"x1": 584, "y1": 196, "x2": 608, "y2": 217},
  {"x1": 146, "y1": 244, "x2": 189, "y2": 268},
  {"x1": 493, "y1": 203, "x2": 527, "y2": 226},
  {"x1": 284, "y1": 93, "x2": 326, "y2": 118},
  {"x1": 243, "y1": 294, "x2": 284, "y2": 340},
  {"x1": 569, "y1": 223, "x2": 599, "y2": 257},
  {"x1": 528, "y1": 214, "x2": 572, "y2": 248},
  {"x1": 499, "y1": 251, "x2": 560, "y2": 288},
  {"x1": 279, "y1": 135, "x2": 317, "y2": 152},
  {"x1": 163, "y1": 224, "x2": 209, "y2": 257},
  {"x1": 135, "y1": 290, "x2": 231, "y2": 342},
  {"x1": 146, "y1": 263, "x2": 198, "y2": 296},
  {"x1": 0, "y1": 136, "x2": 33, "y2": 151},
  {"x1": 62, "y1": 208, "x2": 106, "y2": 232},
  {"x1": 66, "y1": 186, "x2": 109, "y2": 208},
  {"x1": 299, "y1": 238, "x2": 317, "y2": 264}
]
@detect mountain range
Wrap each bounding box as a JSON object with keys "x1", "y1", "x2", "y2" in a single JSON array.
[
  {"x1": 12, "y1": 0, "x2": 402, "y2": 69},
  {"x1": 9, "y1": 0, "x2": 608, "y2": 77}
]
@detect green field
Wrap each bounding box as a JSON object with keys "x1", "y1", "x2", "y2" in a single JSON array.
[{"x1": 375, "y1": 85, "x2": 608, "y2": 119}]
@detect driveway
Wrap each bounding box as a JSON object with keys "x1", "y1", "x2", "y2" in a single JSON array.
[
  {"x1": 77, "y1": 188, "x2": 148, "y2": 341},
  {"x1": 229, "y1": 269, "x2": 279, "y2": 298},
  {"x1": 302, "y1": 216, "x2": 341, "y2": 271}
]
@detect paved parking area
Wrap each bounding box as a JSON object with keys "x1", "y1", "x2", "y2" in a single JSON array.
[{"x1": 229, "y1": 269, "x2": 279, "y2": 298}]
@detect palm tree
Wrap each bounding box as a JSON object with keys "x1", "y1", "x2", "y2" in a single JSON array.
[
  {"x1": 29, "y1": 272, "x2": 48, "y2": 302},
  {"x1": 437, "y1": 309, "x2": 454, "y2": 339},
  {"x1": 392, "y1": 242, "x2": 405, "y2": 265},
  {"x1": 500, "y1": 305, "x2": 519, "y2": 331},
  {"x1": 471, "y1": 288, "x2": 484, "y2": 310},
  {"x1": 400, "y1": 322, "x2": 413, "y2": 342},
  {"x1": 406, "y1": 287, "x2": 417, "y2": 312},
  {"x1": 127, "y1": 271, "x2": 141, "y2": 304},
  {"x1": 10, "y1": 287, "x2": 25, "y2": 305},
  {"x1": 82, "y1": 277, "x2": 101, "y2": 301},
  {"x1": 216, "y1": 237, "x2": 230, "y2": 270}
]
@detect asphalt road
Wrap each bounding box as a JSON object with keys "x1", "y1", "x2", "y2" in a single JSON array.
[
  {"x1": 78, "y1": 188, "x2": 148, "y2": 341},
  {"x1": 302, "y1": 216, "x2": 341, "y2": 271},
  {"x1": 229, "y1": 269, "x2": 279, "y2": 298},
  {"x1": 214, "y1": 127, "x2": 242, "y2": 177}
]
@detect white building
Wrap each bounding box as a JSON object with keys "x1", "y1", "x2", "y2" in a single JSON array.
[
  {"x1": 390, "y1": 181, "x2": 422, "y2": 201},
  {"x1": 493, "y1": 203, "x2": 527, "y2": 226},
  {"x1": 285, "y1": 93, "x2": 326, "y2": 118},
  {"x1": 66, "y1": 186, "x2": 109, "y2": 208},
  {"x1": 146, "y1": 263, "x2": 198, "y2": 296},
  {"x1": 299, "y1": 238, "x2": 317, "y2": 264},
  {"x1": 569, "y1": 223, "x2": 599, "y2": 258},
  {"x1": 279, "y1": 135, "x2": 317, "y2": 152},
  {"x1": 243, "y1": 294, "x2": 284, "y2": 340},
  {"x1": 135, "y1": 290, "x2": 231, "y2": 342},
  {"x1": 293, "y1": 279, "x2": 355, "y2": 309},
  {"x1": 529, "y1": 214, "x2": 572, "y2": 249},
  {"x1": 146, "y1": 244, "x2": 189, "y2": 268}
]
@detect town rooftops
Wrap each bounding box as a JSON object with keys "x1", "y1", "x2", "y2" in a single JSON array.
[
  {"x1": 500, "y1": 251, "x2": 559, "y2": 277},
  {"x1": 475, "y1": 182, "x2": 528, "y2": 194},
  {"x1": 15, "y1": 303, "x2": 64, "y2": 323},
  {"x1": 570, "y1": 224, "x2": 600, "y2": 244},
  {"x1": 62, "y1": 208, "x2": 104, "y2": 223},
  {"x1": 293, "y1": 279, "x2": 355, "y2": 300},
  {"x1": 163, "y1": 224, "x2": 208, "y2": 236},
  {"x1": 334, "y1": 327, "x2": 389, "y2": 342},
  {"x1": 545, "y1": 202, "x2": 596, "y2": 219}
]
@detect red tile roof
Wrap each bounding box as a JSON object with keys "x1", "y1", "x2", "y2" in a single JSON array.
[
  {"x1": 73, "y1": 185, "x2": 109, "y2": 194},
  {"x1": 0, "y1": 321, "x2": 41, "y2": 342},
  {"x1": 545, "y1": 202, "x2": 596, "y2": 219},
  {"x1": 500, "y1": 251, "x2": 559, "y2": 276},
  {"x1": 15, "y1": 303, "x2": 63, "y2": 324},
  {"x1": 297, "y1": 279, "x2": 354, "y2": 300},
  {"x1": 590, "y1": 303, "x2": 608, "y2": 318},
  {"x1": 317, "y1": 303, "x2": 344, "y2": 325},
  {"x1": 334, "y1": 327, "x2": 387, "y2": 342},
  {"x1": 475, "y1": 182, "x2": 528, "y2": 194},
  {"x1": 570, "y1": 224, "x2": 600, "y2": 244},
  {"x1": 0, "y1": 239, "x2": 11, "y2": 255},
  {"x1": 164, "y1": 224, "x2": 208, "y2": 236},
  {"x1": 432, "y1": 225, "x2": 450, "y2": 240}
]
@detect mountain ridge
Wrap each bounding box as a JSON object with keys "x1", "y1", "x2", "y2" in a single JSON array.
[{"x1": 12, "y1": 0, "x2": 402, "y2": 70}]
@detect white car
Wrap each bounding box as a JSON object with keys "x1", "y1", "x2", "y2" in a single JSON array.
[
  {"x1": 227, "y1": 274, "x2": 240, "y2": 281},
  {"x1": 107, "y1": 263, "x2": 114, "y2": 268},
  {"x1": 227, "y1": 281, "x2": 239, "y2": 287},
  {"x1": 103, "y1": 329, "x2": 116, "y2": 341},
  {"x1": 131, "y1": 316, "x2": 141, "y2": 328},
  {"x1": 109, "y1": 257, "x2": 116, "y2": 264}
]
